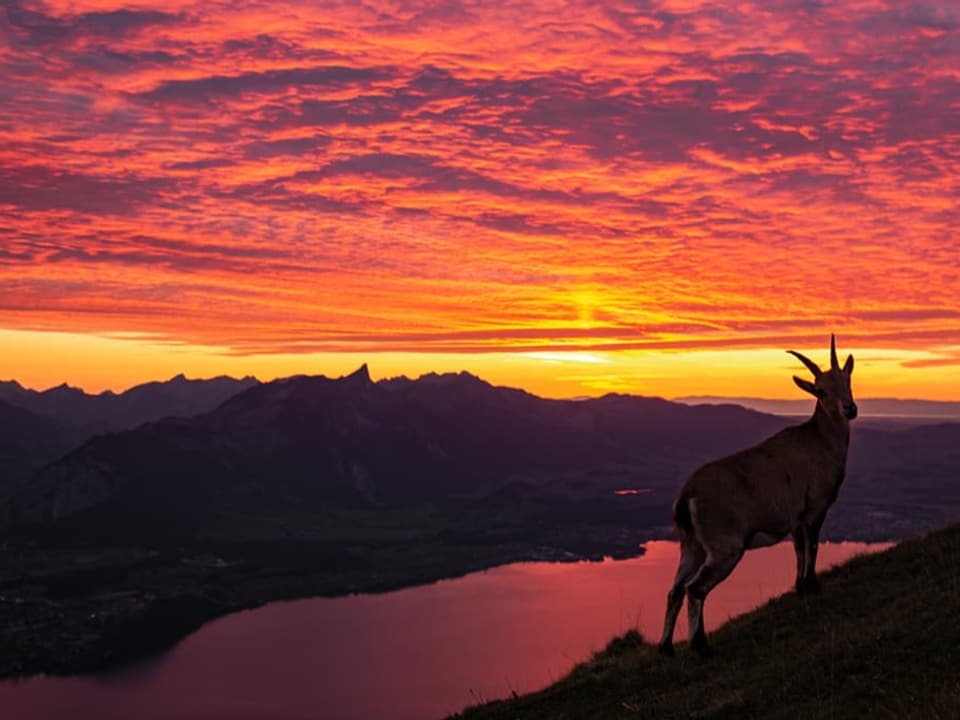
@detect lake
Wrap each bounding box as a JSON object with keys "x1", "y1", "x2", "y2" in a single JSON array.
[{"x1": 0, "y1": 540, "x2": 890, "y2": 720}]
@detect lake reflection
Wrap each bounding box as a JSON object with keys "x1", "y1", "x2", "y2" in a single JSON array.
[{"x1": 0, "y1": 540, "x2": 890, "y2": 720}]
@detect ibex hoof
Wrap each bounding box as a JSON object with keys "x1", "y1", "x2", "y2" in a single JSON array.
[
  {"x1": 658, "y1": 642, "x2": 675, "y2": 657},
  {"x1": 796, "y1": 577, "x2": 821, "y2": 595}
]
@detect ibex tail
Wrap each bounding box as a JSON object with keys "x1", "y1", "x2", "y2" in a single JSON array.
[{"x1": 673, "y1": 493, "x2": 694, "y2": 537}]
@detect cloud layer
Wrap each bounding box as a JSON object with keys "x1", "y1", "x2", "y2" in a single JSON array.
[{"x1": 1, "y1": 0, "x2": 958, "y2": 357}]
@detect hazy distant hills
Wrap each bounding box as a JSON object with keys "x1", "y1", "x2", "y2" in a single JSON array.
[
  {"x1": 0, "y1": 374, "x2": 259, "y2": 498},
  {"x1": 679, "y1": 396, "x2": 960, "y2": 420},
  {"x1": 3, "y1": 365, "x2": 788, "y2": 539},
  {"x1": 0, "y1": 374, "x2": 259, "y2": 434},
  {"x1": 0, "y1": 399, "x2": 84, "y2": 495},
  {"x1": 2, "y1": 367, "x2": 959, "y2": 543}
]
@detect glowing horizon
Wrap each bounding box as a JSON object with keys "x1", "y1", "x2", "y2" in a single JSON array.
[
  {"x1": 1, "y1": 1, "x2": 958, "y2": 398},
  {"x1": 2, "y1": 327, "x2": 958, "y2": 401}
]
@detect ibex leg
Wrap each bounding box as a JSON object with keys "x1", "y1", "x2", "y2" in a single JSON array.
[
  {"x1": 659, "y1": 538, "x2": 705, "y2": 656},
  {"x1": 792, "y1": 525, "x2": 809, "y2": 593},
  {"x1": 800, "y1": 518, "x2": 823, "y2": 594},
  {"x1": 686, "y1": 546, "x2": 743, "y2": 657}
]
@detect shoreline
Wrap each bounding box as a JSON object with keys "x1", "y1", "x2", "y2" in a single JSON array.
[
  {"x1": 0, "y1": 526, "x2": 903, "y2": 683},
  {"x1": 0, "y1": 535, "x2": 648, "y2": 681}
]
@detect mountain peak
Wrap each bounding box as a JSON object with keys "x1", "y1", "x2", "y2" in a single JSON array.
[
  {"x1": 45, "y1": 382, "x2": 80, "y2": 395},
  {"x1": 341, "y1": 364, "x2": 371, "y2": 385}
]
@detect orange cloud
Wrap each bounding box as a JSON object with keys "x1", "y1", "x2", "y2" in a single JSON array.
[{"x1": 0, "y1": 0, "x2": 957, "y2": 396}]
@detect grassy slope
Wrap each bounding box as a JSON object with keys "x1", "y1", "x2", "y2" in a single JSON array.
[{"x1": 454, "y1": 522, "x2": 960, "y2": 720}]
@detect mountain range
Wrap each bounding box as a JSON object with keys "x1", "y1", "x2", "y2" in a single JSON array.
[
  {"x1": 0, "y1": 374, "x2": 259, "y2": 433},
  {"x1": 679, "y1": 396, "x2": 960, "y2": 419},
  {"x1": 2, "y1": 365, "x2": 959, "y2": 544},
  {"x1": 0, "y1": 374, "x2": 258, "y2": 497},
  {"x1": 1, "y1": 365, "x2": 785, "y2": 539}
]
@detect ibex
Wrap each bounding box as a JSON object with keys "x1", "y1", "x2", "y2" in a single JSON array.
[{"x1": 659, "y1": 335, "x2": 857, "y2": 657}]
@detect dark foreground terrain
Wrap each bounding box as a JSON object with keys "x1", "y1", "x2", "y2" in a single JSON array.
[{"x1": 454, "y1": 519, "x2": 960, "y2": 720}]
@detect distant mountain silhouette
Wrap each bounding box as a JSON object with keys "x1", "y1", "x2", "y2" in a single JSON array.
[
  {"x1": 842, "y1": 421, "x2": 960, "y2": 536},
  {"x1": 0, "y1": 374, "x2": 259, "y2": 503},
  {"x1": 0, "y1": 399, "x2": 85, "y2": 496},
  {"x1": 0, "y1": 374, "x2": 259, "y2": 434},
  {"x1": 679, "y1": 396, "x2": 960, "y2": 419},
  {"x1": 3, "y1": 366, "x2": 788, "y2": 538},
  {"x1": 4, "y1": 367, "x2": 959, "y2": 544}
]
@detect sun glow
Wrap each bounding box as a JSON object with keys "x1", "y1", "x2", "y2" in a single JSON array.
[
  {"x1": 0, "y1": 1, "x2": 956, "y2": 398},
  {"x1": 522, "y1": 352, "x2": 611, "y2": 365},
  {"x1": 2, "y1": 328, "x2": 958, "y2": 400}
]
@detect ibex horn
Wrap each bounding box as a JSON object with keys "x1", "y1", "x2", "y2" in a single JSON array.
[{"x1": 787, "y1": 350, "x2": 822, "y2": 377}]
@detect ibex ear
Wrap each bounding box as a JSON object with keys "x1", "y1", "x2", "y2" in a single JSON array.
[
  {"x1": 844, "y1": 354, "x2": 854, "y2": 375},
  {"x1": 793, "y1": 376, "x2": 820, "y2": 397}
]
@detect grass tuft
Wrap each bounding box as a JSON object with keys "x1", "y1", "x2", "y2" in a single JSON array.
[{"x1": 600, "y1": 630, "x2": 646, "y2": 659}]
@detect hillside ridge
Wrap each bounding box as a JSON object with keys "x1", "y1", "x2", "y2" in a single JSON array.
[{"x1": 454, "y1": 520, "x2": 960, "y2": 719}]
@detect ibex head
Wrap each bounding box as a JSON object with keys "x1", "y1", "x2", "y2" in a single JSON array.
[{"x1": 788, "y1": 334, "x2": 857, "y2": 420}]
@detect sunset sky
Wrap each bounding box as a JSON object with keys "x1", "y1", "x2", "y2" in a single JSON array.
[{"x1": 1, "y1": 0, "x2": 958, "y2": 399}]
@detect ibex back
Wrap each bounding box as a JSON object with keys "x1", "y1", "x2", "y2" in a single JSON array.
[{"x1": 659, "y1": 334, "x2": 857, "y2": 657}]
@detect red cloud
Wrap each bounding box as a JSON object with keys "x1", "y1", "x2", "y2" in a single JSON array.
[{"x1": 0, "y1": 0, "x2": 957, "y2": 357}]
